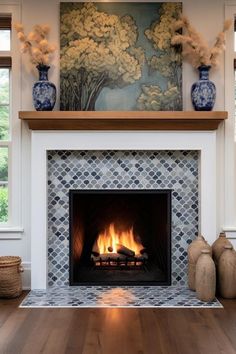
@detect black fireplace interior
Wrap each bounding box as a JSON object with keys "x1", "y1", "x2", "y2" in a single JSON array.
[{"x1": 69, "y1": 190, "x2": 171, "y2": 285}]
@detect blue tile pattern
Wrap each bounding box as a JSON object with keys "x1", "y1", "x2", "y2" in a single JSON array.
[
  {"x1": 48, "y1": 150, "x2": 199, "y2": 287},
  {"x1": 20, "y1": 286, "x2": 222, "y2": 308}
]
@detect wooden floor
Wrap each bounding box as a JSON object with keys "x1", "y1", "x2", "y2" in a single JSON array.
[{"x1": 0, "y1": 293, "x2": 236, "y2": 354}]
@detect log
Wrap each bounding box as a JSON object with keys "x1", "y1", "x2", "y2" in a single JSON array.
[
  {"x1": 91, "y1": 253, "x2": 128, "y2": 262},
  {"x1": 117, "y1": 243, "x2": 135, "y2": 257},
  {"x1": 91, "y1": 241, "x2": 100, "y2": 257},
  {"x1": 108, "y1": 246, "x2": 113, "y2": 253},
  {"x1": 91, "y1": 253, "x2": 147, "y2": 267}
]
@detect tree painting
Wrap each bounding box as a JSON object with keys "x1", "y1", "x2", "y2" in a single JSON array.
[
  {"x1": 137, "y1": 3, "x2": 182, "y2": 110},
  {"x1": 60, "y1": 2, "x2": 145, "y2": 111},
  {"x1": 60, "y1": 2, "x2": 182, "y2": 111}
]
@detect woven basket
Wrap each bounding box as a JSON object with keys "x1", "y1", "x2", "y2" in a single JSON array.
[{"x1": 0, "y1": 256, "x2": 24, "y2": 298}]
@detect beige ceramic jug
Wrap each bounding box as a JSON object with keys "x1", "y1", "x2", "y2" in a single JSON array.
[
  {"x1": 218, "y1": 245, "x2": 236, "y2": 299},
  {"x1": 195, "y1": 249, "x2": 216, "y2": 302},
  {"x1": 187, "y1": 235, "x2": 211, "y2": 290},
  {"x1": 212, "y1": 232, "x2": 232, "y2": 265}
]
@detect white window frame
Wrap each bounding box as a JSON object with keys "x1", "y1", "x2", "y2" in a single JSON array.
[
  {"x1": 0, "y1": 4, "x2": 23, "y2": 237},
  {"x1": 224, "y1": 3, "x2": 236, "y2": 238}
]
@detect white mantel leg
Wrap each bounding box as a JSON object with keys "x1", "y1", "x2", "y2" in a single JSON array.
[{"x1": 31, "y1": 133, "x2": 48, "y2": 289}]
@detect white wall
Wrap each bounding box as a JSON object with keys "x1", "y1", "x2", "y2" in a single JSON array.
[{"x1": 0, "y1": 0, "x2": 234, "y2": 289}]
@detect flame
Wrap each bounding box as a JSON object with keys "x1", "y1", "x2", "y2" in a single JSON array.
[{"x1": 96, "y1": 223, "x2": 143, "y2": 255}]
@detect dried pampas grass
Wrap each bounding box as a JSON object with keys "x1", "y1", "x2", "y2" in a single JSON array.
[
  {"x1": 171, "y1": 16, "x2": 232, "y2": 68},
  {"x1": 14, "y1": 23, "x2": 56, "y2": 66}
]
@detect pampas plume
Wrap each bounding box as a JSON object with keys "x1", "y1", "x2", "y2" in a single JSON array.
[
  {"x1": 14, "y1": 22, "x2": 56, "y2": 66},
  {"x1": 171, "y1": 16, "x2": 232, "y2": 68}
]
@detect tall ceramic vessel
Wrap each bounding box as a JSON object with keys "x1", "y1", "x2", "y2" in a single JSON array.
[
  {"x1": 187, "y1": 235, "x2": 211, "y2": 290},
  {"x1": 33, "y1": 64, "x2": 56, "y2": 111},
  {"x1": 191, "y1": 65, "x2": 216, "y2": 111},
  {"x1": 218, "y1": 245, "x2": 236, "y2": 299},
  {"x1": 212, "y1": 232, "x2": 232, "y2": 265},
  {"x1": 195, "y1": 249, "x2": 216, "y2": 302}
]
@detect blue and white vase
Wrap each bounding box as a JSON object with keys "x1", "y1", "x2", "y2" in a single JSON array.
[
  {"x1": 191, "y1": 65, "x2": 216, "y2": 111},
  {"x1": 32, "y1": 64, "x2": 56, "y2": 111}
]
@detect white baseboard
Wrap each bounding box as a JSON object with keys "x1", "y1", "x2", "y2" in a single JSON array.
[{"x1": 21, "y1": 261, "x2": 31, "y2": 290}]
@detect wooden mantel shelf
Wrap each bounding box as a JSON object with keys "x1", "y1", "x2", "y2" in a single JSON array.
[{"x1": 19, "y1": 111, "x2": 227, "y2": 131}]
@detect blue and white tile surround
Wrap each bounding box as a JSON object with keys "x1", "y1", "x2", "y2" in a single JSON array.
[
  {"x1": 47, "y1": 150, "x2": 199, "y2": 287},
  {"x1": 20, "y1": 286, "x2": 222, "y2": 308}
]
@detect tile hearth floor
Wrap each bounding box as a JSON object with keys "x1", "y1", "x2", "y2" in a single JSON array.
[{"x1": 20, "y1": 286, "x2": 222, "y2": 308}]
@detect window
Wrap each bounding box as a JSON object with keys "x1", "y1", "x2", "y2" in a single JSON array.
[
  {"x1": 0, "y1": 16, "x2": 11, "y2": 223},
  {"x1": 0, "y1": 6, "x2": 21, "y2": 232},
  {"x1": 0, "y1": 17, "x2": 10, "y2": 51}
]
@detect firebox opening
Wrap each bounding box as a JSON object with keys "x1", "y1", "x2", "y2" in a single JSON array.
[{"x1": 69, "y1": 190, "x2": 171, "y2": 286}]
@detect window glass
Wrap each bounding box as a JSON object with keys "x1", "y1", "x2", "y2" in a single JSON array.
[
  {"x1": 0, "y1": 106, "x2": 9, "y2": 140},
  {"x1": 0, "y1": 69, "x2": 9, "y2": 140},
  {"x1": 0, "y1": 147, "x2": 8, "y2": 222},
  {"x1": 0, "y1": 69, "x2": 9, "y2": 104},
  {"x1": 0, "y1": 30, "x2": 10, "y2": 51},
  {"x1": 0, "y1": 184, "x2": 8, "y2": 222}
]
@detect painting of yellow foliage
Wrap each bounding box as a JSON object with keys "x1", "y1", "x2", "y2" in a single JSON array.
[{"x1": 60, "y1": 2, "x2": 182, "y2": 111}]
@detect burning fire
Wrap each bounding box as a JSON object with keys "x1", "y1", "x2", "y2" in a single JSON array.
[{"x1": 96, "y1": 223, "x2": 143, "y2": 256}]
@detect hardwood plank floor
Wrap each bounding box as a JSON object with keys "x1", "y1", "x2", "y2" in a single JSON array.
[{"x1": 0, "y1": 292, "x2": 236, "y2": 354}]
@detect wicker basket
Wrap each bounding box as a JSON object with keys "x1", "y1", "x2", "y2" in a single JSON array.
[{"x1": 0, "y1": 256, "x2": 24, "y2": 298}]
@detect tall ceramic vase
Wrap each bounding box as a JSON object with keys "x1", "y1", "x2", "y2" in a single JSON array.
[
  {"x1": 191, "y1": 65, "x2": 216, "y2": 111},
  {"x1": 195, "y1": 249, "x2": 216, "y2": 302},
  {"x1": 187, "y1": 235, "x2": 211, "y2": 290},
  {"x1": 218, "y1": 245, "x2": 236, "y2": 299},
  {"x1": 212, "y1": 232, "x2": 232, "y2": 294},
  {"x1": 32, "y1": 64, "x2": 56, "y2": 111},
  {"x1": 212, "y1": 232, "x2": 232, "y2": 265}
]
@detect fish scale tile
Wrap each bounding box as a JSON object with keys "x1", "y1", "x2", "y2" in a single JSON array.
[
  {"x1": 20, "y1": 286, "x2": 222, "y2": 308},
  {"x1": 48, "y1": 150, "x2": 198, "y2": 287}
]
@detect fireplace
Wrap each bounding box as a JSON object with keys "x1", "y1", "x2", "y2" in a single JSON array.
[
  {"x1": 69, "y1": 189, "x2": 171, "y2": 285},
  {"x1": 25, "y1": 122, "x2": 216, "y2": 289}
]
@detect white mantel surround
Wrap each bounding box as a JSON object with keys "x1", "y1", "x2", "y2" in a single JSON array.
[{"x1": 31, "y1": 130, "x2": 216, "y2": 290}]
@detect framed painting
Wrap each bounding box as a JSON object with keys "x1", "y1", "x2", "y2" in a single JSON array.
[{"x1": 60, "y1": 2, "x2": 182, "y2": 111}]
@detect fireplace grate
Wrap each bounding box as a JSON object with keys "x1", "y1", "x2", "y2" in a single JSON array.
[{"x1": 91, "y1": 254, "x2": 148, "y2": 270}]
